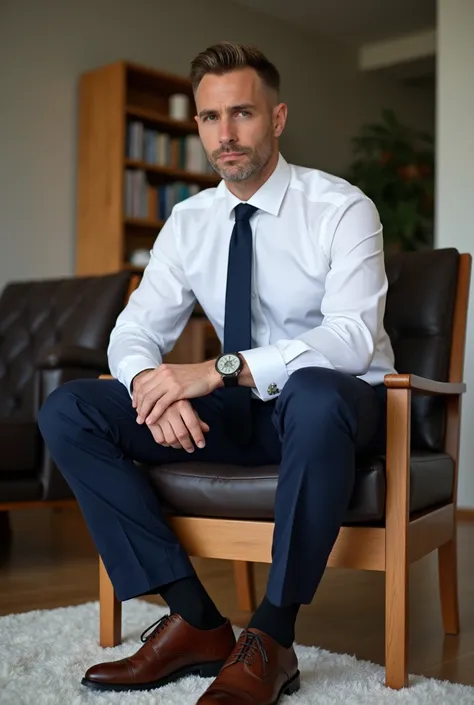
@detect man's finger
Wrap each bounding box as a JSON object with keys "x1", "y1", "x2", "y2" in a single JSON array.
[
  {"x1": 150, "y1": 424, "x2": 168, "y2": 446},
  {"x1": 163, "y1": 418, "x2": 194, "y2": 453},
  {"x1": 145, "y1": 389, "x2": 179, "y2": 425},
  {"x1": 182, "y1": 407, "x2": 207, "y2": 448},
  {"x1": 161, "y1": 420, "x2": 179, "y2": 447},
  {"x1": 167, "y1": 407, "x2": 196, "y2": 452},
  {"x1": 171, "y1": 416, "x2": 196, "y2": 453},
  {"x1": 137, "y1": 384, "x2": 167, "y2": 424},
  {"x1": 134, "y1": 372, "x2": 164, "y2": 420},
  {"x1": 132, "y1": 370, "x2": 155, "y2": 410}
]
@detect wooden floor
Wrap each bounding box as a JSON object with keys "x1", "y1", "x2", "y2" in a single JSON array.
[{"x1": 1, "y1": 506, "x2": 474, "y2": 687}]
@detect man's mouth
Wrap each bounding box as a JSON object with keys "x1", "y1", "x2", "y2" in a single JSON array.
[{"x1": 219, "y1": 152, "x2": 245, "y2": 160}]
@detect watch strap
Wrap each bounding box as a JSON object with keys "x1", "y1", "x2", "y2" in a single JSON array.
[{"x1": 223, "y1": 375, "x2": 239, "y2": 388}]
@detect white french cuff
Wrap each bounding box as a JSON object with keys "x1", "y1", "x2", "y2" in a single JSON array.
[
  {"x1": 117, "y1": 355, "x2": 162, "y2": 398},
  {"x1": 239, "y1": 345, "x2": 289, "y2": 402}
]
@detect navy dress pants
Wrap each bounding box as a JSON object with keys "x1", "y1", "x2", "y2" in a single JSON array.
[{"x1": 38, "y1": 367, "x2": 386, "y2": 607}]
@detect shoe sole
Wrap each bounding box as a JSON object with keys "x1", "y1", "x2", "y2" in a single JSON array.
[
  {"x1": 81, "y1": 659, "x2": 227, "y2": 692},
  {"x1": 276, "y1": 670, "x2": 301, "y2": 702}
]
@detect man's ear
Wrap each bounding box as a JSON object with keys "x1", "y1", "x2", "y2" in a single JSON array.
[{"x1": 273, "y1": 103, "x2": 287, "y2": 137}]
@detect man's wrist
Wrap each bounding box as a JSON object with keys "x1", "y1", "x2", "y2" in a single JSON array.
[
  {"x1": 131, "y1": 367, "x2": 154, "y2": 394},
  {"x1": 207, "y1": 359, "x2": 224, "y2": 389}
]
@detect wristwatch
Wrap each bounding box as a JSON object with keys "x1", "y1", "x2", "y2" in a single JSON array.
[{"x1": 215, "y1": 352, "x2": 243, "y2": 387}]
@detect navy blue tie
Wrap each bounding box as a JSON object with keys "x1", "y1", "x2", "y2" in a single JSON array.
[{"x1": 222, "y1": 203, "x2": 258, "y2": 443}]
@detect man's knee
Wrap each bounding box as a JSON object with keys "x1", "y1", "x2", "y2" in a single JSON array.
[
  {"x1": 38, "y1": 379, "x2": 93, "y2": 441},
  {"x1": 274, "y1": 367, "x2": 359, "y2": 434},
  {"x1": 279, "y1": 367, "x2": 352, "y2": 406}
]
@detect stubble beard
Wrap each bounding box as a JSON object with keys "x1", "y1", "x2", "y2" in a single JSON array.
[{"x1": 208, "y1": 142, "x2": 274, "y2": 183}]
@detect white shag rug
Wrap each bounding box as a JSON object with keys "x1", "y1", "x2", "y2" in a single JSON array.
[{"x1": 0, "y1": 600, "x2": 473, "y2": 705}]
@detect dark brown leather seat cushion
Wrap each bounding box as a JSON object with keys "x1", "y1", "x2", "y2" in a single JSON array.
[{"x1": 146, "y1": 452, "x2": 454, "y2": 524}]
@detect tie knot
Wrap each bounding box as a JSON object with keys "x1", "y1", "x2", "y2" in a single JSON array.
[{"x1": 234, "y1": 203, "x2": 258, "y2": 223}]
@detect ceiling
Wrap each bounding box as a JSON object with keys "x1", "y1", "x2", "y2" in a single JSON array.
[{"x1": 231, "y1": 0, "x2": 436, "y2": 48}]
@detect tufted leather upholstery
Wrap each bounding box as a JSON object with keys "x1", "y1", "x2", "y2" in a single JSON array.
[
  {"x1": 0, "y1": 271, "x2": 131, "y2": 501},
  {"x1": 145, "y1": 248, "x2": 461, "y2": 525}
]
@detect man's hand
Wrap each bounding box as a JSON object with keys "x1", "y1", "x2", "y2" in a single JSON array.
[
  {"x1": 147, "y1": 399, "x2": 210, "y2": 453},
  {"x1": 132, "y1": 361, "x2": 222, "y2": 426}
]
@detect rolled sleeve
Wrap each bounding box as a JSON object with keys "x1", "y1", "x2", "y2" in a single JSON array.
[{"x1": 239, "y1": 345, "x2": 289, "y2": 401}]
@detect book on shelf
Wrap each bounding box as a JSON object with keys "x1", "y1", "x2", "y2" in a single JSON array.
[
  {"x1": 126, "y1": 120, "x2": 214, "y2": 174},
  {"x1": 124, "y1": 170, "x2": 200, "y2": 220}
]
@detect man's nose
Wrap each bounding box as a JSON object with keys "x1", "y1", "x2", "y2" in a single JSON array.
[{"x1": 218, "y1": 117, "x2": 237, "y2": 145}]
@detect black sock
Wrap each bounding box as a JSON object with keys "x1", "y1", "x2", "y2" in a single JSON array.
[
  {"x1": 248, "y1": 595, "x2": 300, "y2": 648},
  {"x1": 157, "y1": 575, "x2": 226, "y2": 631}
]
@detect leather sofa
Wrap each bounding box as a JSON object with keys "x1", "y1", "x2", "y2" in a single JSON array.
[{"x1": 0, "y1": 271, "x2": 131, "y2": 555}]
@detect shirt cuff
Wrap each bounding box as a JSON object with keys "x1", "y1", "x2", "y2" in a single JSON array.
[
  {"x1": 116, "y1": 355, "x2": 161, "y2": 398},
  {"x1": 239, "y1": 345, "x2": 289, "y2": 401}
]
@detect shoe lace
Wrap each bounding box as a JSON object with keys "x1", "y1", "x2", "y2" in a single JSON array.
[
  {"x1": 229, "y1": 631, "x2": 269, "y2": 667},
  {"x1": 140, "y1": 614, "x2": 172, "y2": 643}
]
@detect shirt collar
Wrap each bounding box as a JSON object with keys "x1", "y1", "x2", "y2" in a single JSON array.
[{"x1": 216, "y1": 152, "x2": 290, "y2": 218}]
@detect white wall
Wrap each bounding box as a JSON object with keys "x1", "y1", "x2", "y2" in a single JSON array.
[
  {"x1": 436, "y1": 0, "x2": 474, "y2": 509},
  {"x1": 0, "y1": 0, "x2": 434, "y2": 292}
]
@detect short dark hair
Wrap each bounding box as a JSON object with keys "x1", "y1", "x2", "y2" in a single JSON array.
[{"x1": 190, "y1": 41, "x2": 280, "y2": 95}]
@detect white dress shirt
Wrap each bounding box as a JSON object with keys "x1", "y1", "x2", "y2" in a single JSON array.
[{"x1": 108, "y1": 153, "x2": 396, "y2": 402}]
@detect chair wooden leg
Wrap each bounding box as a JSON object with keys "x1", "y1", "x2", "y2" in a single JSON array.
[
  {"x1": 438, "y1": 535, "x2": 460, "y2": 634},
  {"x1": 99, "y1": 557, "x2": 122, "y2": 647},
  {"x1": 233, "y1": 561, "x2": 257, "y2": 612},
  {"x1": 385, "y1": 543, "x2": 409, "y2": 688},
  {"x1": 384, "y1": 387, "x2": 410, "y2": 689},
  {"x1": 439, "y1": 393, "x2": 462, "y2": 636}
]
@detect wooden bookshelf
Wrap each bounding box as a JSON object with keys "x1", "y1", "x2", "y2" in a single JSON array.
[
  {"x1": 124, "y1": 159, "x2": 220, "y2": 186},
  {"x1": 125, "y1": 105, "x2": 198, "y2": 134},
  {"x1": 75, "y1": 60, "x2": 220, "y2": 362},
  {"x1": 124, "y1": 217, "x2": 166, "y2": 229}
]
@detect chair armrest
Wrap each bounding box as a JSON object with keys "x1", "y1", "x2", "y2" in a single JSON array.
[
  {"x1": 36, "y1": 344, "x2": 109, "y2": 372},
  {"x1": 384, "y1": 373, "x2": 466, "y2": 395}
]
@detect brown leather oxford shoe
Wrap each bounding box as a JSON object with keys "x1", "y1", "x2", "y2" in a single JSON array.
[
  {"x1": 82, "y1": 613, "x2": 236, "y2": 692},
  {"x1": 197, "y1": 627, "x2": 300, "y2": 704}
]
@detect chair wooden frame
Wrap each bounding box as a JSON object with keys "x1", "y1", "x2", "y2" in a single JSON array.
[{"x1": 97, "y1": 253, "x2": 471, "y2": 690}]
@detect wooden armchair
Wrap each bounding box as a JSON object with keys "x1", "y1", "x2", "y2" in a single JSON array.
[{"x1": 97, "y1": 248, "x2": 471, "y2": 690}]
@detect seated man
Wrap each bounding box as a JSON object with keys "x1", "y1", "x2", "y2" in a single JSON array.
[{"x1": 39, "y1": 40, "x2": 396, "y2": 705}]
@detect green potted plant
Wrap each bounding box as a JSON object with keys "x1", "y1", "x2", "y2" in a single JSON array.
[{"x1": 346, "y1": 109, "x2": 434, "y2": 252}]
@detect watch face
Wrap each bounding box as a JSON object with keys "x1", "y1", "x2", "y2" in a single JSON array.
[{"x1": 217, "y1": 354, "x2": 240, "y2": 375}]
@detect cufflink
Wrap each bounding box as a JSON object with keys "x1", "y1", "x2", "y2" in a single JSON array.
[{"x1": 267, "y1": 383, "x2": 280, "y2": 396}]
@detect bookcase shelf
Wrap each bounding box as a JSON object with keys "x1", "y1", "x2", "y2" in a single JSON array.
[
  {"x1": 123, "y1": 263, "x2": 145, "y2": 272},
  {"x1": 125, "y1": 159, "x2": 219, "y2": 186},
  {"x1": 126, "y1": 105, "x2": 198, "y2": 134},
  {"x1": 75, "y1": 59, "x2": 219, "y2": 363},
  {"x1": 125, "y1": 217, "x2": 166, "y2": 229}
]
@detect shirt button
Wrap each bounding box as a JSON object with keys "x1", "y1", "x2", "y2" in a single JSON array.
[{"x1": 252, "y1": 293, "x2": 256, "y2": 299}]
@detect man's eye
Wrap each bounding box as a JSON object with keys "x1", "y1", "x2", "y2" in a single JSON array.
[
  {"x1": 203, "y1": 115, "x2": 217, "y2": 122},
  {"x1": 236, "y1": 110, "x2": 250, "y2": 118}
]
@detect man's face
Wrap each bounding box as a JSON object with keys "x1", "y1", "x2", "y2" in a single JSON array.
[{"x1": 194, "y1": 68, "x2": 284, "y2": 182}]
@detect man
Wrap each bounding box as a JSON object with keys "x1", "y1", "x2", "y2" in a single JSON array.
[{"x1": 38, "y1": 41, "x2": 396, "y2": 704}]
